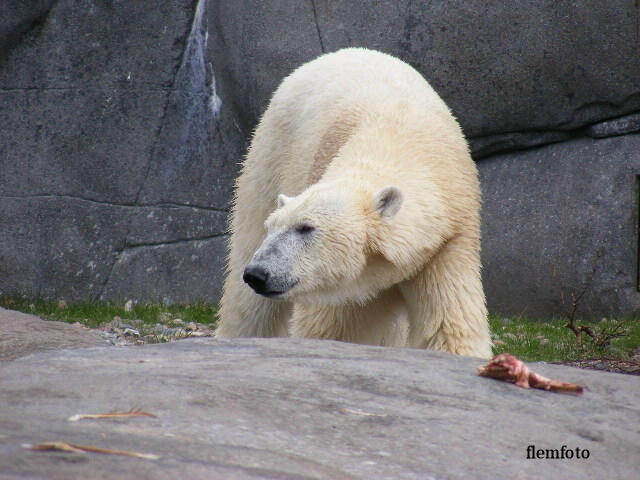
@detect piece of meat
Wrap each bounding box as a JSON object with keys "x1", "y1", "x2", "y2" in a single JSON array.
[{"x1": 477, "y1": 353, "x2": 584, "y2": 394}]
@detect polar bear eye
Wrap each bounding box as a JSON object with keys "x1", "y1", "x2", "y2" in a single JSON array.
[{"x1": 295, "y1": 223, "x2": 315, "y2": 234}]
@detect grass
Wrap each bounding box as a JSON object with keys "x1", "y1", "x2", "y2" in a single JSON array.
[
  {"x1": 489, "y1": 314, "x2": 640, "y2": 363},
  {"x1": 0, "y1": 297, "x2": 217, "y2": 329},
  {"x1": 1, "y1": 296, "x2": 638, "y2": 363}
]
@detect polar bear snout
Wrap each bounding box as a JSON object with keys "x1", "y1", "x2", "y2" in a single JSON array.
[
  {"x1": 243, "y1": 230, "x2": 301, "y2": 298},
  {"x1": 243, "y1": 265, "x2": 271, "y2": 294},
  {"x1": 243, "y1": 262, "x2": 296, "y2": 297}
]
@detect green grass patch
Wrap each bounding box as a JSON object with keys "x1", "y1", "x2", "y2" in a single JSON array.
[
  {"x1": 0, "y1": 296, "x2": 217, "y2": 329},
  {"x1": 490, "y1": 314, "x2": 640, "y2": 363},
  {"x1": 2, "y1": 296, "x2": 638, "y2": 363}
]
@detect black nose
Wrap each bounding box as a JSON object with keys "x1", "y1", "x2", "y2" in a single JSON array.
[{"x1": 243, "y1": 265, "x2": 269, "y2": 293}]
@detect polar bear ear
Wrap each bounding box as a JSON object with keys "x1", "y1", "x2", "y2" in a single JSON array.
[
  {"x1": 374, "y1": 186, "x2": 403, "y2": 220},
  {"x1": 277, "y1": 194, "x2": 293, "y2": 209}
]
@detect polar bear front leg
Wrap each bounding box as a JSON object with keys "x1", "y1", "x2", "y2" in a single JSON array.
[{"x1": 399, "y1": 236, "x2": 493, "y2": 358}]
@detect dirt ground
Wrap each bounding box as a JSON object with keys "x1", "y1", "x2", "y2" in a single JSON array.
[{"x1": 557, "y1": 346, "x2": 640, "y2": 375}]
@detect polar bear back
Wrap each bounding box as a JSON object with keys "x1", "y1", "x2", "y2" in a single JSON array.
[{"x1": 248, "y1": 48, "x2": 465, "y2": 197}]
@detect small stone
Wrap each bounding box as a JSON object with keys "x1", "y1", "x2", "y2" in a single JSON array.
[
  {"x1": 153, "y1": 323, "x2": 167, "y2": 334},
  {"x1": 110, "y1": 316, "x2": 124, "y2": 329},
  {"x1": 99, "y1": 332, "x2": 117, "y2": 345},
  {"x1": 123, "y1": 328, "x2": 140, "y2": 337},
  {"x1": 57, "y1": 300, "x2": 67, "y2": 309},
  {"x1": 129, "y1": 318, "x2": 144, "y2": 328},
  {"x1": 164, "y1": 327, "x2": 188, "y2": 339}
]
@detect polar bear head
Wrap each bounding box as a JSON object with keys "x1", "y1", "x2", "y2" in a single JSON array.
[{"x1": 242, "y1": 182, "x2": 407, "y2": 305}]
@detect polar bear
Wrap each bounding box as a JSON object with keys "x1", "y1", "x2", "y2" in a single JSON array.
[{"x1": 216, "y1": 48, "x2": 492, "y2": 358}]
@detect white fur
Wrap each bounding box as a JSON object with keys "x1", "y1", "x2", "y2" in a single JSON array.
[
  {"x1": 277, "y1": 194, "x2": 293, "y2": 209},
  {"x1": 216, "y1": 48, "x2": 492, "y2": 358}
]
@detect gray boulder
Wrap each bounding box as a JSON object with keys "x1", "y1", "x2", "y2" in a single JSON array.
[
  {"x1": 0, "y1": 0, "x2": 56, "y2": 49},
  {"x1": 0, "y1": 0, "x2": 240, "y2": 304},
  {"x1": 0, "y1": 334, "x2": 637, "y2": 479},
  {"x1": 0, "y1": 307, "x2": 106, "y2": 362},
  {"x1": 479, "y1": 134, "x2": 640, "y2": 318},
  {"x1": 211, "y1": 1, "x2": 640, "y2": 153}
]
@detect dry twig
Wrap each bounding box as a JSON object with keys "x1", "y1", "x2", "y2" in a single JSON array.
[
  {"x1": 25, "y1": 441, "x2": 160, "y2": 460},
  {"x1": 552, "y1": 248, "x2": 629, "y2": 348},
  {"x1": 68, "y1": 409, "x2": 156, "y2": 422},
  {"x1": 338, "y1": 408, "x2": 387, "y2": 417}
]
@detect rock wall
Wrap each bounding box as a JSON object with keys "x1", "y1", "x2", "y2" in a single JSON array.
[
  {"x1": 0, "y1": 0, "x2": 242, "y2": 303},
  {"x1": 480, "y1": 136, "x2": 640, "y2": 318},
  {"x1": 1, "y1": 1, "x2": 639, "y2": 318}
]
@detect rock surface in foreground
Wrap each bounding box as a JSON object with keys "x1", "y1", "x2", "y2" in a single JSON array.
[
  {"x1": 0, "y1": 333, "x2": 638, "y2": 479},
  {"x1": 0, "y1": 307, "x2": 106, "y2": 362}
]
